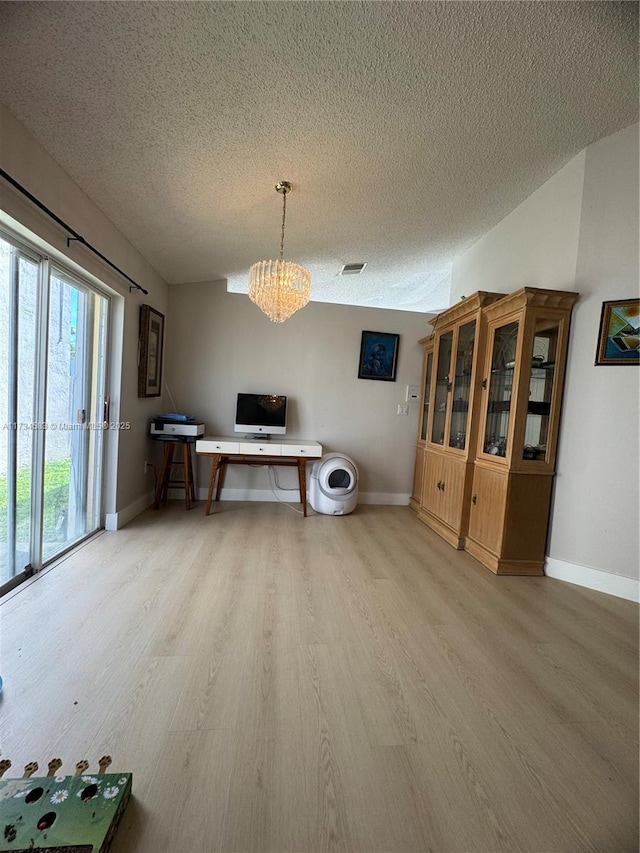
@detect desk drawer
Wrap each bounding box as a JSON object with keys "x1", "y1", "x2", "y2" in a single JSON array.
[
  {"x1": 287, "y1": 444, "x2": 321, "y2": 457},
  {"x1": 197, "y1": 438, "x2": 240, "y2": 454},
  {"x1": 239, "y1": 442, "x2": 282, "y2": 456}
]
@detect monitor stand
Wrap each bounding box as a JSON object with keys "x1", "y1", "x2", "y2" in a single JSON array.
[{"x1": 244, "y1": 433, "x2": 272, "y2": 441}]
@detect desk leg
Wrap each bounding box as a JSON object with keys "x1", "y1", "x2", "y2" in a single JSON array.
[
  {"x1": 298, "y1": 459, "x2": 308, "y2": 517},
  {"x1": 205, "y1": 454, "x2": 220, "y2": 516},
  {"x1": 215, "y1": 458, "x2": 228, "y2": 501}
]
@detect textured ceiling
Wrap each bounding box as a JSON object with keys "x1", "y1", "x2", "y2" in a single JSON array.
[{"x1": 0, "y1": 1, "x2": 637, "y2": 313}]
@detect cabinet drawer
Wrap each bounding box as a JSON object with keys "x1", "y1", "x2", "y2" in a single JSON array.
[
  {"x1": 286, "y1": 444, "x2": 321, "y2": 457},
  {"x1": 239, "y1": 442, "x2": 282, "y2": 456},
  {"x1": 196, "y1": 438, "x2": 240, "y2": 454}
]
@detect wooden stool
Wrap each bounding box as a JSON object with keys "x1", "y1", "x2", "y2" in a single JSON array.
[{"x1": 154, "y1": 439, "x2": 196, "y2": 510}]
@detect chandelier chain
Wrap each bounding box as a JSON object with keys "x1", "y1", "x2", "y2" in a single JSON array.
[{"x1": 280, "y1": 190, "x2": 287, "y2": 261}]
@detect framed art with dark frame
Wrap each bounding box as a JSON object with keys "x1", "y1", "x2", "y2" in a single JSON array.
[
  {"x1": 138, "y1": 304, "x2": 165, "y2": 396},
  {"x1": 358, "y1": 330, "x2": 400, "y2": 381},
  {"x1": 595, "y1": 298, "x2": 639, "y2": 365}
]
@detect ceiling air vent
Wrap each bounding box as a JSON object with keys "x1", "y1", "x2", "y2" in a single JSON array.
[{"x1": 340, "y1": 263, "x2": 367, "y2": 275}]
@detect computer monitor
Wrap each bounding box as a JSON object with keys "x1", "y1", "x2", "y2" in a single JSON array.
[{"x1": 234, "y1": 393, "x2": 287, "y2": 436}]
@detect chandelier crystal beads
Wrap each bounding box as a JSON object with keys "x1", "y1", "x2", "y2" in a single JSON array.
[{"x1": 248, "y1": 181, "x2": 311, "y2": 323}]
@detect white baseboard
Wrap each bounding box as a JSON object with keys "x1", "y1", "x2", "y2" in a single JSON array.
[
  {"x1": 194, "y1": 487, "x2": 411, "y2": 506},
  {"x1": 105, "y1": 490, "x2": 155, "y2": 530},
  {"x1": 359, "y1": 491, "x2": 411, "y2": 505},
  {"x1": 194, "y1": 487, "x2": 297, "y2": 502},
  {"x1": 545, "y1": 557, "x2": 639, "y2": 602}
]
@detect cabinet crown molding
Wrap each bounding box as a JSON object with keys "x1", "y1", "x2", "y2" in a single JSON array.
[
  {"x1": 483, "y1": 287, "x2": 579, "y2": 320},
  {"x1": 432, "y1": 291, "x2": 502, "y2": 329}
]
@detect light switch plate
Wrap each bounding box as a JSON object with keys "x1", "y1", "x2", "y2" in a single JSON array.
[{"x1": 406, "y1": 384, "x2": 420, "y2": 402}]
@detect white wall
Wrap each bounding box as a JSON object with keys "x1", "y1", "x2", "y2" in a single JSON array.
[
  {"x1": 451, "y1": 124, "x2": 639, "y2": 599},
  {"x1": 0, "y1": 104, "x2": 169, "y2": 522},
  {"x1": 450, "y1": 150, "x2": 586, "y2": 299},
  {"x1": 550, "y1": 125, "x2": 639, "y2": 591},
  {"x1": 166, "y1": 283, "x2": 430, "y2": 502}
]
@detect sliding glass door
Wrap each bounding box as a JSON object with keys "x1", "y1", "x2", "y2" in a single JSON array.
[
  {"x1": 0, "y1": 232, "x2": 108, "y2": 592},
  {"x1": 42, "y1": 268, "x2": 107, "y2": 562},
  {"x1": 0, "y1": 239, "x2": 39, "y2": 587}
]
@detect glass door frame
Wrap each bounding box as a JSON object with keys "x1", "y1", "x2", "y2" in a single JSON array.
[
  {"x1": 477, "y1": 307, "x2": 569, "y2": 473},
  {"x1": 428, "y1": 327, "x2": 455, "y2": 449},
  {"x1": 428, "y1": 322, "x2": 478, "y2": 456},
  {"x1": 41, "y1": 264, "x2": 109, "y2": 564},
  {"x1": 510, "y1": 310, "x2": 570, "y2": 474},
  {"x1": 2, "y1": 240, "x2": 43, "y2": 588},
  {"x1": 0, "y1": 226, "x2": 110, "y2": 594},
  {"x1": 477, "y1": 309, "x2": 524, "y2": 467},
  {"x1": 417, "y1": 336, "x2": 434, "y2": 444}
]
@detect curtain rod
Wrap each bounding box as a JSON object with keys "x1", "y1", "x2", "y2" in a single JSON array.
[{"x1": 0, "y1": 167, "x2": 149, "y2": 295}]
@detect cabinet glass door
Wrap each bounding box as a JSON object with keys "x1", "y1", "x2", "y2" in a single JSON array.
[
  {"x1": 448, "y1": 320, "x2": 476, "y2": 449},
  {"x1": 523, "y1": 319, "x2": 560, "y2": 461},
  {"x1": 483, "y1": 321, "x2": 519, "y2": 457},
  {"x1": 431, "y1": 331, "x2": 453, "y2": 445},
  {"x1": 420, "y1": 351, "x2": 433, "y2": 441}
]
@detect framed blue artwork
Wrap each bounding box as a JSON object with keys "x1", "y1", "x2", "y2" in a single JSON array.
[
  {"x1": 358, "y1": 330, "x2": 400, "y2": 381},
  {"x1": 595, "y1": 299, "x2": 639, "y2": 365}
]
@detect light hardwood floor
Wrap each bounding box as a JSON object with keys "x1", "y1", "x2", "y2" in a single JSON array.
[{"x1": 1, "y1": 502, "x2": 638, "y2": 853}]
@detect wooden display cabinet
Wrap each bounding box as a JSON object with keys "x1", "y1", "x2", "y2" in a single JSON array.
[
  {"x1": 410, "y1": 334, "x2": 434, "y2": 511},
  {"x1": 465, "y1": 287, "x2": 578, "y2": 574},
  {"x1": 415, "y1": 292, "x2": 501, "y2": 548}
]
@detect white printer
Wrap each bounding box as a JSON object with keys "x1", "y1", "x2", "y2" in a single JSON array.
[{"x1": 150, "y1": 414, "x2": 205, "y2": 438}]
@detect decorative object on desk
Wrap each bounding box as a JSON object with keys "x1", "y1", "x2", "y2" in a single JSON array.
[
  {"x1": 138, "y1": 304, "x2": 164, "y2": 397},
  {"x1": 595, "y1": 298, "x2": 640, "y2": 365},
  {"x1": 358, "y1": 331, "x2": 399, "y2": 381},
  {"x1": 248, "y1": 181, "x2": 311, "y2": 323},
  {"x1": 154, "y1": 413, "x2": 196, "y2": 421},
  {"x1": 0, "y1": 755, "x2": 131, "y2": 852}
]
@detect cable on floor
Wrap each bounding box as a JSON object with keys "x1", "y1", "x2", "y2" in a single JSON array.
[{"x1": 268, "y1": 466, "x2": 307, "y2": 514}]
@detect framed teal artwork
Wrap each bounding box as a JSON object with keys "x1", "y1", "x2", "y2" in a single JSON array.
[{"x1": 595, "y1": 299, "x2": 639, "y2": 365}]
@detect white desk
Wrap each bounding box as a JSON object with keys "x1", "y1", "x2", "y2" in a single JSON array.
[{"x1": 195, "y1": 436, "x2": 323, "y2": 516}]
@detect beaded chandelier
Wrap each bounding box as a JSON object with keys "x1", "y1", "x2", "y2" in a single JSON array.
[{"x1": 248, "y1": 181, "x2": 311, "y2": 323}]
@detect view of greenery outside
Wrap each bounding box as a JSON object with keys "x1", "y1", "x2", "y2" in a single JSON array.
[{"x1": 0, "y1": 458, "x2": 71, "y2": 544}]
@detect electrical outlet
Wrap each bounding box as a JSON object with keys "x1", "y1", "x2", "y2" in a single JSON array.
[{"x1": 397, "y1": 404, "x2": 409, "y2": 416}]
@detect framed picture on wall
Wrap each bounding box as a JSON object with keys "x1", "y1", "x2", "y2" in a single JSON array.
[
  {"x1": 595, "y1": 299, "x2": 640, "y2": 365},
  {"x1": 358, "y1": 330, "x2": 400, "y2": 381},
  {"x1": 138, "y1": 304, "x2": 164, "y2": 396}
]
